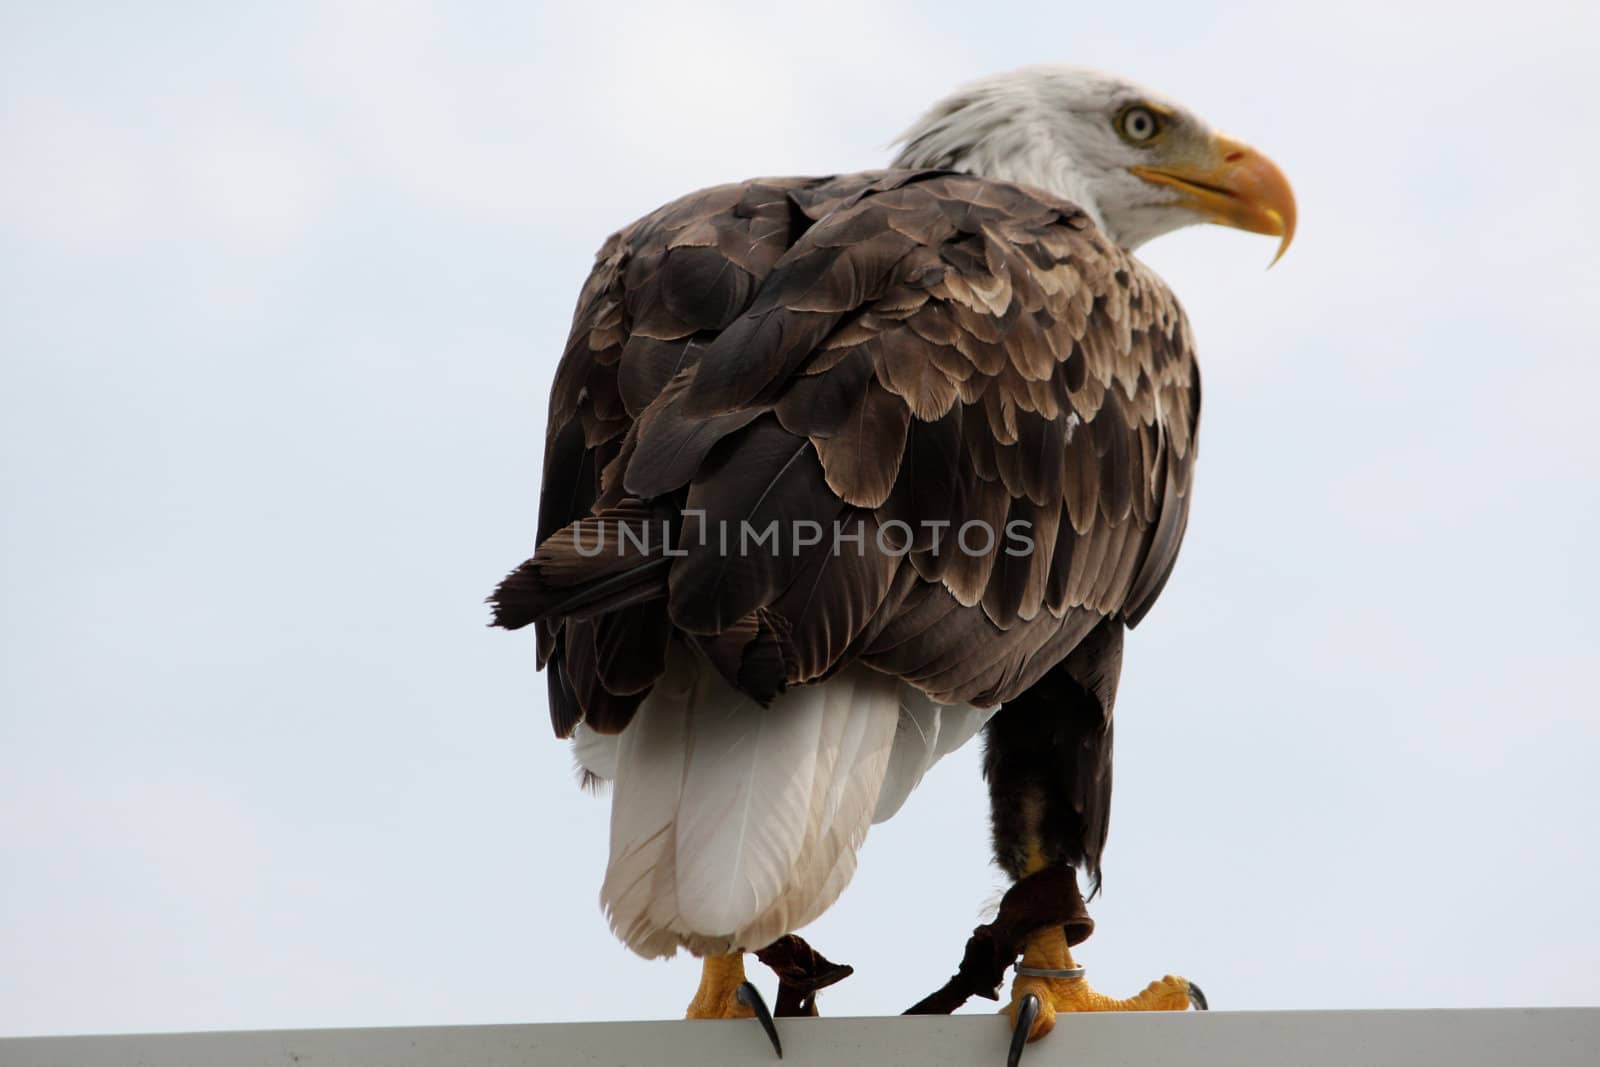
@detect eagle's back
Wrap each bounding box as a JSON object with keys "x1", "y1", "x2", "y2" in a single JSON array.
[{"x1": 494, "y1": 169, "x2": 1199, "y2": 741}]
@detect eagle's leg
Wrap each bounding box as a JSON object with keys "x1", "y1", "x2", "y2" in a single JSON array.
[
  {"x1": 686, "y1": 953, "x2": 754, "y2": 1019},
  {"x1": 986, "y1": 622, "x2": 1197, "y2": 1053},
  {"x1": 686, "y1": 953, "x2": 782, "y2": 1057}
]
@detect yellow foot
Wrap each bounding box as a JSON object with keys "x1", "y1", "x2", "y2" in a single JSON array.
[
  {"x1": 686, "y1": 953, "x2": 783, "y2": 1057},
  {"x1": 1005, "y1": 927, "x2": 1194, "y2": 1044},
  {"x1": 686, "y1": 953, "x2": 756, "y2": 1019}
]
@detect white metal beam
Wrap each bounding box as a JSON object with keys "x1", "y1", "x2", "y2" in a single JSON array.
[{"x1": 2, "y1": 1009, "x2": 1596, "y2": 1067}]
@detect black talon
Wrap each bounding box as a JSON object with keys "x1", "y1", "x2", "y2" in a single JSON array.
[
  {"x1": 736, "y1": 980, "x2": 783, "y2": 1058},
  {"x1": 1006, "y1": 993, "x2": 1040, "y2": 1067},
  {"x1": 1187, "y1": 981, "x2": 1209, "y2": 1011}
]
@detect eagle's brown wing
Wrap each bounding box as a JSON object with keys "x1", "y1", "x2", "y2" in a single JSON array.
[{"x1": 493, "y1": 170, "x2": 1198, "y2": 738}]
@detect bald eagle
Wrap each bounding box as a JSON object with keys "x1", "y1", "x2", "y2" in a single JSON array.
[{"x1": 491, "y1": 65, "x2": 1293, "y2": 1060}]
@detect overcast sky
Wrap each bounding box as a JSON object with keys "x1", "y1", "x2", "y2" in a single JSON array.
[{"x1": 3, "y1": 0, "x2": 1598, "y2": 1039}]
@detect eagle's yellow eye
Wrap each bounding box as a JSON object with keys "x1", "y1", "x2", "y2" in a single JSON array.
[{"x1": 1116, "y1": 105, "x2": 1163, "y2": 145}]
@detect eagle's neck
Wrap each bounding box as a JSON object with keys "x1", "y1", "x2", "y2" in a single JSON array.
[{"x1": 891, "y1": 98, "x2": 1113, "y2": 239}]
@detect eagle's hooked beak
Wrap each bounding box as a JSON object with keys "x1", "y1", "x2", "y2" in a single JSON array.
[{"x1": 1130, "y1": 133, "x2": 1296, "y2": 266}]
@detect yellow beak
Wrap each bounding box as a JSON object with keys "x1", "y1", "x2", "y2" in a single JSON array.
[{"x1": 1129, "y1": 133, "x2": 1296, "y2": 265}]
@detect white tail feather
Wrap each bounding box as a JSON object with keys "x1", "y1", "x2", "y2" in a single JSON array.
[
  {"x1": 872, "y1": 688, "x2": 997, "y2": 823},
  {"x1": 744, "y1": 670, "x2": 900, "y2": 945},
  {"x1": 932, "y1": 700, "x2": 995, "y2": 761},
  {"x1": 672, "y1": 673, "x2": 827, "y2": 936},
  {"x1": 599, "y1": 651, "x2": 695, "y2": 958},
  {"x1": 572, "y1": 722, "x2": 619, "y2": 783},
  {"x1": 596, "y1": 646, "x2": 983, "y2": 957},
  {"x1": 872, "y1": 688, "x2": 945, "y2": 823}
]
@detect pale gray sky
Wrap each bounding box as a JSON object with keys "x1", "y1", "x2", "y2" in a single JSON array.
[{"x1": 3, "y1": 0, "x2": 1598, "y2": 1038}]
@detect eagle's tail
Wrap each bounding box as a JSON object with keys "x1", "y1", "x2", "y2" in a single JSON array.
[
  {"x1": 488, "y1": 501, "x2": 674, "y2": 630},
  {"x1": 599, "y1": 644, "x2": 902, "y2": 959}
]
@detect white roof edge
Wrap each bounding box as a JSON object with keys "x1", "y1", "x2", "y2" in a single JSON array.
[{"x1": 2, "y1": 1008, "x2": 1596, "y2": 1067}]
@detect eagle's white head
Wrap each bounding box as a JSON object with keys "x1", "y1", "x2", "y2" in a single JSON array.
[{"x1": 893, "y1": 65, "x2": 1295, "y2": 261}]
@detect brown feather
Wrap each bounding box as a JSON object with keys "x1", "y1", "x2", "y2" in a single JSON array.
[
  {"x1": 812, "y1": 379, "x2": 912, "y2": 509},
  {"x1": 761, "y1": 510, "x2": 902, "y2": 684},
  {"x1": 667, "y1": 416, "x2": 844, "y2": 634}
]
